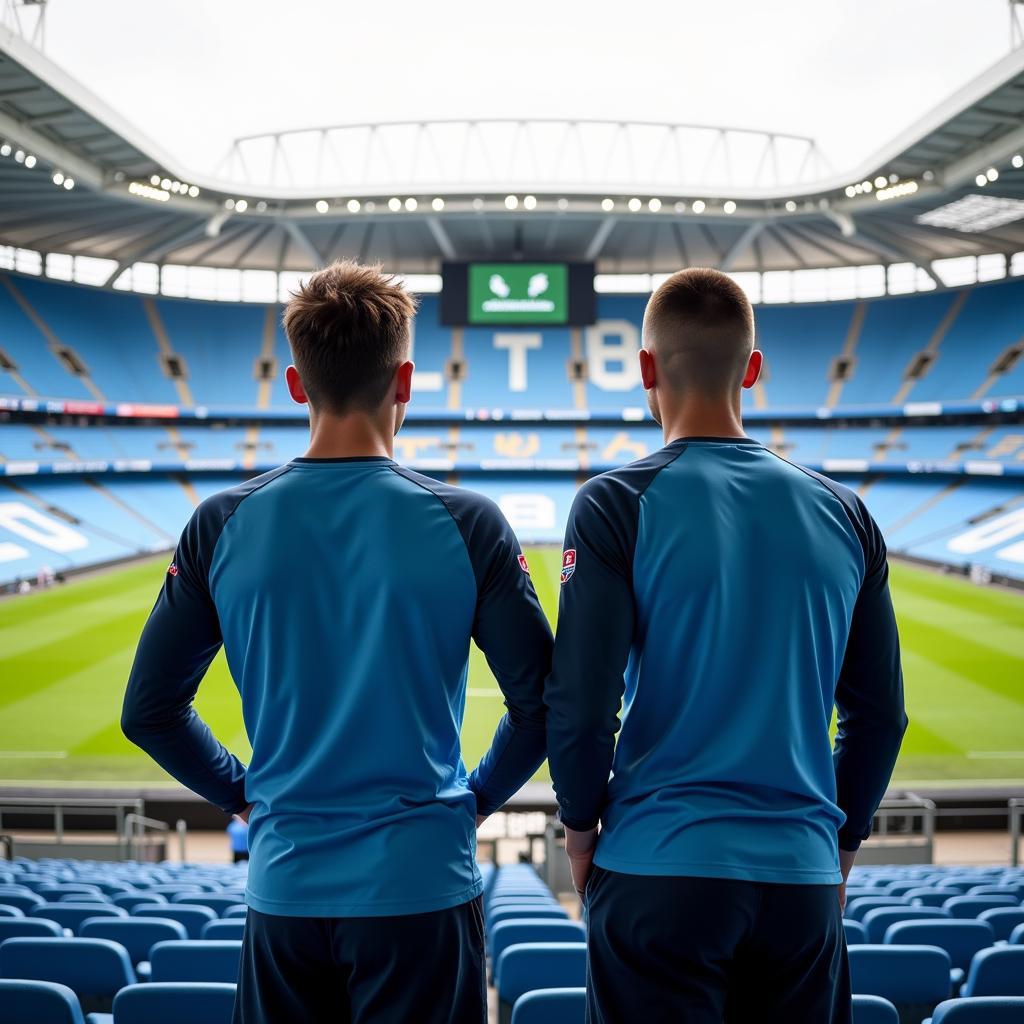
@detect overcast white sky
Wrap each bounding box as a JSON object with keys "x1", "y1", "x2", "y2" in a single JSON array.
[{"x1": 34, "y1": 0, "x2": 1015, "y2": 177}]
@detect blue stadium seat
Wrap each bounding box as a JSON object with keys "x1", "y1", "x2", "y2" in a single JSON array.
[
  {"x1": 844, "y1": 920, "x2": 869, "y2": 945},
  {"x1": 0, "y1": 979, "x2": 87, "y2": 1024},
  {"x1": 848, "y1": 945, "x2": 951, "y2": 1021},
  {"x1": 927, "y1": 997, "x2": 1024, "y2": 1023},
  {"x1": 977, "y1": 909, "x2": 1024, "y2": 943},
  {"x1": 489, "y1": 906, "x2": 570, "y2": 929},
  {"x1": 851, "y1": 994, "x2": 899, "y2": 1024},
  {"x1": 0, "y1": 903, "x2": 24, "y2": 917},
  {"x1": 490, "y1": 920, "x2": 587, "y2": 974},
  {"x1": 169, "y1": 894, "x2": 242, "y2": 915},
  {"x1": 884, "y1": 919, "x2": 996, "y2": 975},
  {"x1": 35, "y1": 884, "x2": 105, "y2": 900},
  {"x1": 910, "y1": 889, "x2": 969, "y2": 907},
  {"x1": 0, "y1": 916, "x2": 64, "y2": 941},
  {"x1": 222, "y1": 905, "x2": 248, "y2": 918},
  {"x1": 134, "y1": 904, "x2": 217, "y2": 939},
  {"x1": 496, "y1": 944, "x2": 587, "y2": 1024},
  {"x1": 33, "y1": 902, "x2": 128, "y2": 935},
  {"x1": 960, "y1": 947, "x2": 1024, "y2": 998},
  {"x1": 0, "y1": 937, "x2": 136, "y2": 1012},
  {"x1": 0, "y1": 890, "x2": 45, "y2": 914},
  {"x1": 57, "y1": 893, "x2": 112, "y2": 903},
  {"x1": 846, "y1": 897, "x2": 911, "y2": 922},
  {"x1": 944, "y1": 897, "x2": 1018, "y2": 919},
  {"x1": 200, "y1": 919, "x2": 246, "y2": 940},
  {"x1": 79, "y1": 917, "x2": 188, "y2": 969},
  {"x1": 967, "y1": 886, "x2": 1024, "y2": 899},
  {"x1": 149, "y1": 940, "x2": 243, "y2": 983},
  {"x1": 111, "y1": 982, "x2": 237, "y2": 1024},
  {"x1": 863, "y1": 906, "x2": 951, "y2": 943},
  {"x1": 111, "y1": 893, "x2": 168, "y2": 913},
  {"x1": 1009, "y1": 923, "x2": 1024, "y2": 945},
  {"x1": 510, "y1": 987, "x2": 586, "y2": 1024}
]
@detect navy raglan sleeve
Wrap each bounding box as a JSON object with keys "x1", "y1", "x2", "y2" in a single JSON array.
[
  {"x1": 121, "y1": 503, "x2": 248, "y2": 815},
  {"x1": 833, "y1": 499, "x2": 908, "y2": 851},
  {"x1": 463, "y1": 499, "x2": 553, "y2": 816},
  {"x1": 545, "y1": 476, "x2": 637, "y2": 831}
]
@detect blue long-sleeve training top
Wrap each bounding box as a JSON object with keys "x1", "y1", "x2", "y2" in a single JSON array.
[
  {"x1": 123, "y1": 456, "x2": 552, "y2": 917},
  {"x1": 545, "y1": 436, "x2": 907, "y2": 885}
]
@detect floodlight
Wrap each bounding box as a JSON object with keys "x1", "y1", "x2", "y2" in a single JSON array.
[
  {"x1": 674, "y1": 201, "x2": 686, "y2": 213},
  {"x1": 785, "y1": 200, "x2": 797, "y2": 212},
  {"x1": 189, "y1": 186, "x2": 200, "y2": 198},
  {"x1": 975, "y1": 174, "x2": 988, "y2": 187},
  {"x1": 255, "y1": 200, "x2": 266, "y2": 211},
  {"x1": 63, "y1": 178, "x2": 74, "y2": 190},
  {"x1": 601, "y1": 198, "x2": 614, "y2": 212},
  {"x1": 405, "y1": 197, "x2": 418, "y2": 211},
  {"x1": 150, "y1": 174, "x2": 160, "y2": 186},
  {"x1": 504, "y1": 195, "x2": 518, "y2": 209},
  {"x1": 648, "y1": 197, "x2": 662, "y2": 212},
  {"x1": 472, "y1": 198, "x2": 484, "y2": 211},
  {"x1": 874, "y1": 176, "x2": 886, "y2": 188},
  {"x1": 627, "y1": 197, "x2": 642, "y2": 212},
  {"x1": 1013, "y1": 155, "x2": 1023, "y2": 169},
  {"x1": 692, "y1": 199, "x2": 706, "y2": 213},
  {"x1": 986, "y1": 168, "x2": 998, "y2": 182},
  {"x1": 235, "y1": 199, "x2": 248, "y2": 213},
  {"x1": 523, "y1": 195, "x2": 537, "y2": 210},
  {"x1": 723, "y1": 200, "x2": 736, "y2": 214},
  {"x1": 52, "y1": 171, "x2": 64, "y2": 185},
  {"x1": 315, "y1": 200, "x2": 329, "y2": 213},
  {"x1": 25, "y1": 152, "x2": 38, "y2": 166},
  {"x1": 557, "y1": 198, "x2": 568, "y2": 210},
  {"x1": 0, "y1": 144, "x2": 10, "y2": 156},
  {"x1": 161, "y1": 178, "x2": 171, "y2": 190},
  {"x1": 431, "y1": 197, "x2": 444, "y2": 211},
  {"x1": 844, "y1": 186, "x2": 856, "y2": 198},
  {"x1": 348, "y1": 199, "x2": 362, "y2": 212},
  {"x1": 14, "y1": 150, "x2": 24, "y2": 163},
  {"x1": 861, "y1": 180, "x2": 872, "y2": 192},
  {"x1": 388, "y1": 197, "x2": 402, "y2": 211}
]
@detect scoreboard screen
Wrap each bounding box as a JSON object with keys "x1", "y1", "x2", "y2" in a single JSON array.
[{"x1": 441, "y1": 262, "x2": 595, "y2": 326}]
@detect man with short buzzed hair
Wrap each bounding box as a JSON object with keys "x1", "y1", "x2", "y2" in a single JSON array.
[{"x1": 545, "y1": 268, "x2": 907, "y2": 1023}]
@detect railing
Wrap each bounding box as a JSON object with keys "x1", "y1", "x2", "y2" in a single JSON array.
[
  {"x1": 122, "y1": 812, "x2": 181, "y2": 863},
  {"x1": 0, "y1": 797, "x2": 144, "y2": 860}
]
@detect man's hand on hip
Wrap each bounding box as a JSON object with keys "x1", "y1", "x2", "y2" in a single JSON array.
[{"x1": 564, "y1": 824, "x2": 599, "y2": 899}]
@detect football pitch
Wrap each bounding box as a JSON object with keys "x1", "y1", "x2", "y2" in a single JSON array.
[{"x1": 1, "y1": 551, "x2": 1022, "y2": 788}]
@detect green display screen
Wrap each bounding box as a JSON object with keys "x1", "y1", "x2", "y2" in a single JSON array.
[{"x1": 467, "y1": 263, "x2": 568, "y2": 324}]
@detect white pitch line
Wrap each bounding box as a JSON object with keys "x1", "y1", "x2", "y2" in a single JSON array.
[
  {"x1": 966, "y1": 751, "x2": 1024, "y2": 759},
  {"x1": 467, "y1": 689, "x2": 504, "y2": 697},
  {"x1": 0, "y1": 751, "x2": 68, "y2": 758}
]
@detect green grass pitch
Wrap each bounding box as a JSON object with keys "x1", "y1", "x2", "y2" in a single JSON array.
[{"x1": 1, "y1": 551, "x2": 1022, "y2": 787}]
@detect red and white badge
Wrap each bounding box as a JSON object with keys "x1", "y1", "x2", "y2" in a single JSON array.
[
  {"x1": 167, "y1": 562, "x2": 179, "y2": 577},
  {"x1": 560, "y1": 548, "x2": 577, "y2": 584},
  {"x1": 517, "y1": 553, "x2": 530, "y2": 574}
]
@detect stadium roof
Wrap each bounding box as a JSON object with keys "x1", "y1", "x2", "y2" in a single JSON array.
[{"x1": 0, "y1": 22, "x2": 1023, "y2": 280}]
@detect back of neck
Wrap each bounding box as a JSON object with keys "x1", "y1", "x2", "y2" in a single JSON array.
[
  {"x1": 303, "y1": 409, "x2": 393, "y2": 460},
  {"x1": 660, "y1": 394, "x2": 746, "y2": 445}
]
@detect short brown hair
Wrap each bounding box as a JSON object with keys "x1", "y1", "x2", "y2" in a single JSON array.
[
  {"x1": 643, "y1": 268, "x2": 755, "y2": 395},
  {"x1": 283, "y1": 261, "x2": 418, "y2": 413}
]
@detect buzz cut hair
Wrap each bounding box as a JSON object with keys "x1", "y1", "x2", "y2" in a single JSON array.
[
  {"x1": 642, "y1": 267, "x2": 755, "y2": 396},
  {"x1": 283, "y1": 260, "x2": 418, "y2": 414}
]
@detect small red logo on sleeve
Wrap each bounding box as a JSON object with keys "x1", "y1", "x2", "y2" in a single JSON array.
[
  {"x1": 167, "y1": 562, "x2": 179, "y2": 577},
  {"x1": 517, "y1": 553, "x2": 530, "y2": 574},
  {"x1": 560, "y1": 548, "x2": 576, "y2": 584}
]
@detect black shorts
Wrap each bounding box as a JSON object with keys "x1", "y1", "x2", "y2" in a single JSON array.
[
  {"x1": 585, "y1": 866, "x2": 851, "y2": 1024},
  {"x1": 232, "y1": 898, "x2": 486, "y2": 1024}
]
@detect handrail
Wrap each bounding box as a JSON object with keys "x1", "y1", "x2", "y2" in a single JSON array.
[
  {"x1": 122, "y1": 812, "x2": 171, "y2": 862},
  {"x1": 1011, "y1": 799, "x2": 1024, "y2": 867}
]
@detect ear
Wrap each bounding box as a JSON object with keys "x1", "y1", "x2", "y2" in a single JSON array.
[
  {"x1": 394, "y1": 360, "x2": 414, "y2": 405},
  {"x1": 741, "y1": 350, "x2": 763, "y2": 390},
  {"x1": 285, "y1": 365, "x2": 308, "y2": 405},
  {"x1": 639, "y1": 348, "x2": 657, "y2": 391}
]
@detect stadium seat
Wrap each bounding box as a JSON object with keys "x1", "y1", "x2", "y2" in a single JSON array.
[
  {"x1": 490, "y1": 920, "x2": 587, "y2": 974},
  {"x1": 35, "y1": 883, "x2": 105, "y2": 899},
  {"x1": 927, "y1": 997, "x2": 1024, "y2": 1022},
  {"x1": 57, "y1": 892, "x2": 112, "y2": 903},
  {"x1": 79, "y1": 916, "x2": 188, "y2": 971},
  {"x1": 944, "y1": 897, "x2": 1019, "y2": 919},
  {"x1": 844, "y1": 920, "x2": 869, "y2": 945},
  {"x1": 960, "y1": 947, "x2": 1024, "y2": 998},
  {"x1": 134, "y1": 904, "x2": 217, "y2": 939},
  {"x1": 848, "y1": 945, "x2": 951, "y2": 1022},
  {"x1": 496, "y1": 944, "x2": 587, "y2": 1024},
  {"x1": 510, "y1": 987, "x2": 586, "y2": 1024},
  {"x1": 1009, "y1": 923, "x2": 1024, "y2": 945},
  {"x1": 149, "y1": 940, "x2": 243, "y2": 983},
  {"x1": 0, "y1": 916, "x2": 64, "y2": 941},
  {"x1": 111, "y1": 982, "x2": 237, "y2": 1024},
  {"x1": 847, "y1": 897, "x2": 911, "y2": 922},
  {"x1": 851, "y1": 994, "x2": 899, "y2": 1024},
  {"x1": 967, "y1": 886, "x2": 1024, "y2": 899},
  {"x1": 910, "y1": 889, "x2": 970, "y2": 908},
  {"x1": 884, "y1": 919, "x2": 996, "y2": 977},
  {"x1": 200, "y1": 919, "x2": 245, "y2": 940},
  {"x1": 111, "y1": 893, "x2": 168, "y2": 913},
  {"x1": 0, "y1": 937, "x2": 136, "y2": 1012},
  {"x1": 223, "y1": 905, "x2": 248, "y2": 918},
  {"x1": 33, "y1": 902, "x2": 128, "y2": 934},
  {"x1": 0, "y1": 890, "x2": 45, "y2": 914},
  {"x1": 143, "y1": 884, "x2": 208, "y2": 897},
  {"x1": 490, "y1": 906, "x2": 570, "y2": 928},
  {"x1": 976, "y1": 908, "x2": 1024, "y2": 942},
  {"x1": 862, "y1": 906, "x2": 951, "y2": 943},
  {"x1": 0, "y1": 903, "x2": 24, "y2": 917},
  {"x1": 169, "y1": 894, "x2": 243, "y2": 915},
  {"x1": 0, "y1": 979, "x2": 87, "y2": 1024}
]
